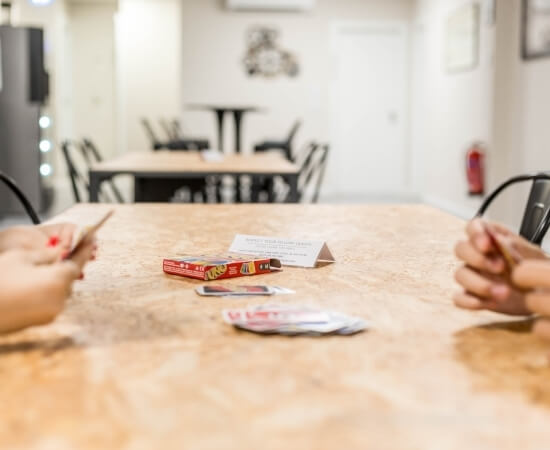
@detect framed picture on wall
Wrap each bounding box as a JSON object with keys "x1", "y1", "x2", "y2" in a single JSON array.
[
  {"x1": 444, "y1": 3, "x2": 481, "y2": 73},
  {"x1": 522, "y1": 0, "x2": 550, "y2": 60}
]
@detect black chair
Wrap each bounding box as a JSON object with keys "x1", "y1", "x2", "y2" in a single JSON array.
[
  {"x1": 141, "y1": 119, "x2": 166, "y2": 151},
  {"x1": 0, "y1": 171, "x2": 41, "y2": 224},
  {"x1": 80, "y1": 138, "x2": 125, "y2": 203},
  {"x1": 142, "y1": 118, "x2": 209, "y2": 151},
  {"x1": 254, "y1": 120, "x2": 302, "y2": 162},
  {"x1": 301, "y1": 143, "x2": 329, "y2": 203},
  {"x1": 477, "y1": 173, "x2": 550, "y2": 245},
  {"x1": 61, "y1": 140, "x2": 91, "y2": 203},
  {"x1": 61, "y1": 140, "x2": 122, "y2": 204}
]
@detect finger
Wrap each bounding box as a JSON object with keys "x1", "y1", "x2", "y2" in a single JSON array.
[
  {"x1": 455, "y1": 266, "x2": 495, "y2": 298},
  {"x1": 533, "y1": 318, "x2": 550, "y2": 340},
  {"x1": 69, "y1": 240, "x2": 95, "y2": 271},
  {"x1": 513, "y1": 260, "x2": 550, "y2": 290},
  {"x1": 525, "y1": 291, "x2": 550, "y2": 316},
  {"x1": 52, "y1": 260, "x2": 81, "y2": 282},
  {"x1": 455, "y1": 240, "x2": 505, "y2": 274},
  {"x1": 26, "y1": 248, "x2": 63, "y2": 265},
  {"x1": 510, "y1": 236, "x2": 546, "y2": 260},
  {"x1": 453, "y1": 291, "x2": 484, "y2": 310},
  {"x1": 466, "y1": 219, "x2": 493, "y2": 254},
  {"x1": 487, "y1": 221, "x2": 513, "y2": 237},
  {"x1": 58, "y1": 224, "x2": 76, "y2": 250}
]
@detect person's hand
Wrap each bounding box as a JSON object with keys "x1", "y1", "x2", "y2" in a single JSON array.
[
  {"x1": 0, "y1": 223, "x2": 77, "y2": 253},
  {"x1": 513, "y1": 261, "x2": 550, "y2": 339},
  {"x1": 453, "y1": 218, "x2": 547, "y2": 315},
  {"x1": 0, "y1": 240, "x2": 95, "y2": 334}
]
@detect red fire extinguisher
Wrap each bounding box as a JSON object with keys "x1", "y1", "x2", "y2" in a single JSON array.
[{"x1": 466, "y1": 142, "x2": 485, "y2": 196}]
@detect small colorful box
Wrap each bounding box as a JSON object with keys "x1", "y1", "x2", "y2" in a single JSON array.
[{"x1": 163, "y1": 255, "x2": 282, "y2": 281}]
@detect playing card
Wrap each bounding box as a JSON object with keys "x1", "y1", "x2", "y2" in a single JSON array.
[
  {"x1": 269, "y1": 286, "x2": 296, "y2": 295},
  {"x1": 484, "y1": 223, "x2": 520, "y2": 270},
  {"x1": 196, "y1": 285, "x2": 274, "y2": 297},
  {"x1": 222, "y1": 305, "x2": 368, "y2": 336},
  {"x1": 67, "y1": 210, "x2": 114, "y2": 259}
]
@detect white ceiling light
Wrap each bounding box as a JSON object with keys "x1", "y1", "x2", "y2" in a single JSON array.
[
  {"x1": 226, "y1": 0, "x2": 315, "y2": 12},
  {"x1": 40, "y1": 163, "x2": 52, "y2": 177},
  {"x1": 30, "y1": 0, "x2": 55, "y2": 6}
]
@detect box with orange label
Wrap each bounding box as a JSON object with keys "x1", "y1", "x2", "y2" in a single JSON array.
[{"x1": 163, "y1": 255, "x2": 282, "y2": 281}]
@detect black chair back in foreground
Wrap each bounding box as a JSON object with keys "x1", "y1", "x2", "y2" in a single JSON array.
[
  {"x1": 0, "y1": 171, "x2": 41, "y2": 224},
  {"x1": 254, "y1": 119, "x2": 302, "y2": 161},
  {"x1": 476, "y1": 172, "x2": 550, "y2": 245}
]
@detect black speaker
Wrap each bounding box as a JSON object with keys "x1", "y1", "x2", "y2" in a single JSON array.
[{"x1": 28, "y1": 27, "x2": 49, "y2": 103}]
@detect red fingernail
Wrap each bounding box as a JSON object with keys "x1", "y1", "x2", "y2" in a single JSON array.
[
  {"x1": 48, "y1": 236, "x2": 60, "y2": 247},
  {"x1": 79, "y1": 273, "x2": 85, "y2": 280}
]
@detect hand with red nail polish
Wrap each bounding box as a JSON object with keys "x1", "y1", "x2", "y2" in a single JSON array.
[
  {"x1": 0, "y1": 222, "x2": 78, "y2": 253},
  {"x1": 0, "y1": 248, "x2": 82, "y2": 334},
  {"x1": 453, "y1": 218, "x2": 548, "y2": 316}
]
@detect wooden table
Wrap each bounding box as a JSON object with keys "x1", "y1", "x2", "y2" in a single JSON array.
[
  {"x1": 89, "y1": 151, "x2": 299, "y2": 203},
  {"x1": 1, "y1": 204, "x2": 549, "y2": 449}
]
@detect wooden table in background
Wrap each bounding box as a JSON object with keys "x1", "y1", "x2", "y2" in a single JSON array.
[
  {"x1": 89, "y1": 151, "x2": 299, "y2": 203},
  {"x1": 0, "y1": 204, "x2": 549, "y2": 449}
]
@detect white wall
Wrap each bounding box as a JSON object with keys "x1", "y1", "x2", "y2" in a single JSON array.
[
  {"x1": 115, "y1": 0, "x2": 183, "y2": 154},
  {"x1": 489, "y1": 0, "x2": 550, "y2": 228},
  {"x1": 180, "y1": 0, "x2": 413, "y2": 158},
  {"x1": 67, "y1": 1, "x2": 117, "y2": 160},
  {"x1": 410, "y1": 0, "x2": 496, "y2": 219}
]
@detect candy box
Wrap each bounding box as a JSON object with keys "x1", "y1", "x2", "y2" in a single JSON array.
[{"x1": 163, "y1": 255, "x2": 282, "y2": 281}]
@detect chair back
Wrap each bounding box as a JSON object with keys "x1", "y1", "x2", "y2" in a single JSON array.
[
  {"x1": 311, "y1": 144, "x2": 330, "y2": 203},
  {"x1": 286, "y1": 120, "x2": 302, "y2": 146},
  {"x1": 80, "y1": 138, "x2": 125, "y2": 203},
  {"x1": 141, "y1": 119, "x2": 165, "y2": 150},
  {"x1": 519, "y1": 179, "x2": 550, "y2": 244},
  {"x1": 159, "y1": 119, "x2": 177, "y2": 141},
  {"x1": 476, "y1": 172, "x2": 550, "y2": 245},
  {"x1": 61, "y1": 140, "x2": 88, "y2": 203}
]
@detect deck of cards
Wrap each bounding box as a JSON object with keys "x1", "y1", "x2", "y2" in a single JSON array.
[
  {"x1": 222, "y1": 304, "x2": 368, "y2": 336},
  {"x1": 196, "y1": 285, "x2": 295, "y2": 297}
]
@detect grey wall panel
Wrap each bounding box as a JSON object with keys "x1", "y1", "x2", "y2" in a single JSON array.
[{"x1": 0, "y1": 26, "x2": 43, "y2": 217}]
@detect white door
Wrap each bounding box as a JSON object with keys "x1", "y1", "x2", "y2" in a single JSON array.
[{"x1": 327, "y1": 22, "x2": 409, "y2": 199}]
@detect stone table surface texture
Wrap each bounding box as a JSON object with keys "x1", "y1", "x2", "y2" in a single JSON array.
[{"x1": 0, "y1": 204, "x2": 549, "y2": 450}]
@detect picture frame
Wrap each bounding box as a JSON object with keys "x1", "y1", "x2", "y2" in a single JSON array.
[
  {"x1": 522, "y1": 0, "x2": 550, "y2": 60},
  {"x1": 444, "y1": 3, "x2": 480, "y2": 73}
]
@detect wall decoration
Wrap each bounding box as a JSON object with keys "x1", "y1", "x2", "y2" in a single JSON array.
[
  {"x1": 444, "y1": 3, "x2": 480, "y2": 73},
  {"x1": 243, "y1": 26, "x2": 299, "y2": 78},
  {"x1": 522, "y1": 0, "x2": 550, "y2": 60}
]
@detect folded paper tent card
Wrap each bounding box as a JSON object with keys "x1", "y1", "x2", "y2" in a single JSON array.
[{"x1": 229, "y1": 234, "x2": 335, "y2": 268}]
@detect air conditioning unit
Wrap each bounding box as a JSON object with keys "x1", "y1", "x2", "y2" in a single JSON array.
[{"x1": 226, "y1": 0, "x2": 316, "y2": 12}]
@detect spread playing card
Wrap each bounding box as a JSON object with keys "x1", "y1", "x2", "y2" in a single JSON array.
[{"x1": 222, "y1": 304, "x2": 369, "y2": 336}]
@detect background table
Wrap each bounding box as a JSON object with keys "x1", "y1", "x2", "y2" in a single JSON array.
[
  {"x1": 187, "y1": 104, "x2": 263, "y2": 153},
  {"x1": 89, "y1": 151, "x2": 299, "y2": 203},
  {"x1": 0, "y1": 204, "x2": 549, "y2": 449}
]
